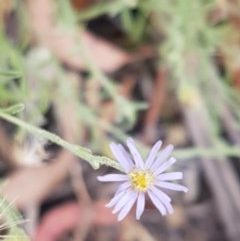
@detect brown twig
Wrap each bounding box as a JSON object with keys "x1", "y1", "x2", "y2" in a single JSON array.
[{"x1": 142, "y1": 68, "x2": 167, "y2": 144}]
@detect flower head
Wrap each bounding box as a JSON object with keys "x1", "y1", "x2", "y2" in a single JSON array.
[{"x1": 98, "y1": 138, "x2": 188, "y2": 221}]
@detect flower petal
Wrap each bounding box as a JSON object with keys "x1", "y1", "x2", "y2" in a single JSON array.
[
  {"x1": 117, "y1": 192, "x2": 138, "y2": 221},
  {"x1": 115, "y1": 181, "x2": 131, "y2": 195},
  {"x1": 153, "y1": 157, "x2": 177, "y2": 175},
  {"x1": 149, "y1": 187, "x2": 173, "y2": 214},
  {"x1": 126, "y1": 138, "x2": 144, "y2": 169},
  {"x1": 157, "y1": 172, "x2": 183, "y2": 181},
  {"x1": 147, "y1": 190, "x2": 167, "y2": 216},
  {"x1": 117, "y1": 144, "x2": 134, "y2": 165},
  {"x1": 113, "y1": 190, "x2": 135, "y2": 214},
  {"x1": 156, "y1": 181, "x2": 188, "y2": 193},
  {"x1": 145, "y1": 140, "x2": 162, "y2": 169},
  {"x1": 136, "y1": 192, "x2": 145, "y2": 220},
  {"x1": 164, "y1": 201, "x2": 174, "y2": 214},
  {"x1": 105, "y1": 191, "x2": 126, "y2": 208},
  {"x1": 151, "y1": 144, "x2": 174, "y2": 170},
  {"x1": 110, "y1": 143, "x2": 133, "y2": 171},
  {"x1": 97, "y1": 174, "x2": 128, "y2": 182},
  {"x1": 150, "y1": 186, "x2": 171, "y2": 202}
]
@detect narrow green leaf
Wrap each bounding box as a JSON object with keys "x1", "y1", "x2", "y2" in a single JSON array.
[
  {"x1": 0, "y1": 71, "x2": 21, "y2": 78},
  {"x1": 0, "y1": 104, "x2": 25, "y2": 115}
]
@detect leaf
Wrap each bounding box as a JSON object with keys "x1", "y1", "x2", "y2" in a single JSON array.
[
  {"x1": 0, "y1": 195, "x2": 30, "y2": 241},
  {"x1": 0, "y1": 104, "x2": 25, "y2": 115},
  {"x1": 0, "y1": 71, "x2": 22, "y2": 78}
]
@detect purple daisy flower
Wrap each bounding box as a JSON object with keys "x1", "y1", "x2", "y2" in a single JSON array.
[{"x1": 98, "y1": 138, "x2": 188, "y2": 221}]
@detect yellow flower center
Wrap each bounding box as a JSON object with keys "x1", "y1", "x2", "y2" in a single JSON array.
[{"x1": 128, "y1": 170, "x2": 154, "y2": 192}]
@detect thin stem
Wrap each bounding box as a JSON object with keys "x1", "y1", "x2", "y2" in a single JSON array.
[
  {"x1": 76, "y1": 38, "x2": 118, "y2": 97},
  {"x1": 173, "y1": 147, "x2": 240, "y2": 159},
  {"x1": 0, "y1": 110, "x2": 121, "y2": 170},
  {"x1": 77, "y1": 0, "x2": 130, "y2": 22},
  {"x1": 1, "y1": 110, "x2": 240, "y2": 170}
]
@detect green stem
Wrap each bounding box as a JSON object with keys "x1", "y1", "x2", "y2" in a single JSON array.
[
  {"x1": 76, "y1": 38, "x2": 118, "y2": 97},
  {"x1": 1, "y1": 110, "x2": 240, "y2": 171},
  {"x1": 0, "y1": 195, "x2": 29, "y2": 240},
  {"x1": 0, "y1": 110, "x2": 121, "y2": 170},
  {"x1": 173, "y1": 147, "x2": 240, "y2": 159},
  {"x1": 77, "y1": 0, "x2": 130, "y2": 22}
]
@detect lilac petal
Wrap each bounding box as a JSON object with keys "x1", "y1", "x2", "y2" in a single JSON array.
[
  {"x1": 126, "y1": 138, "x2": 144, "y2": 169},
  {"x1": 117, "y1": 144, "x2": 134, "y2": 166},
  {"x1": 148, "y1": 188, "x2": 174, "y2": 215},
  {"x1": 110, "y1": 143, "x2": 133, "y2": 171},
  {"x1": 157, "y1": 172, "x2": 183, "y2": 181},
  {"x1": 149, "y1": 186, "x2": 171, "y2": 203},
  {"x1": 97, "y1": 174, "x2": 128, "y2": 182},
  {"x1": 106, "y1": 182, "x2": 131, "y2": 208},
  {"x1": 151, "y1": 144, "x2": 174, "y2": 170},
  {"x1": 145, "y1": 140, "x2": 162, "y2": 169},
  {"x1": 106, "y1": 191, "x2": 126, "y2": 208},
  {"x1": 113, "y1": 190, "x2": 135, "y2": 214},
  {"x1": 149, "y1": 187, "x2": 174, "y2": 214},
  {"x1": 156, "y1": 181, "x2": 188, "y2": 193},
  {"x1": 117, "y1": 192, "x2": 138, "y2": 221},
  {"x1": 147, "y1": 190, "x2": 167, "y2": 216},
  {"x1": 153, "y1": 157, "x2": 177, "y2": 175},
  {"x1": 136, "y1": 192, "x2": 145, "y2": 220},
  {"x1": 164, "y1": 201, "x2": 174, "y2": 214},
  {"x1": 115, "y1": 181, "x2": 131, "y2": 196}
]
